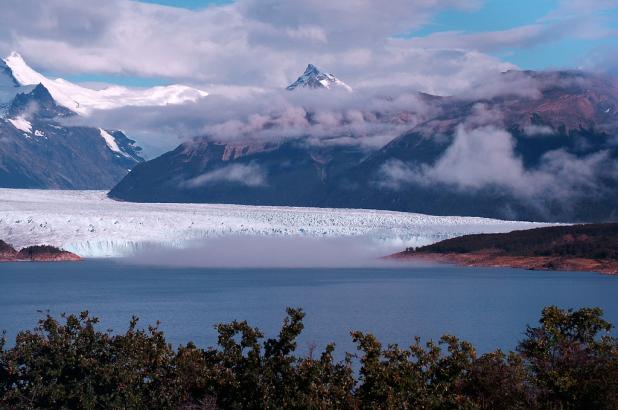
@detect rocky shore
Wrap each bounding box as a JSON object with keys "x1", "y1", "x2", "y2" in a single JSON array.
[
  {"x1": 0, "y1": 240, "x2": 81, "y2": 262},
  {"x1": 395, "y1": 251, "x2": 618, "y2": 275}
]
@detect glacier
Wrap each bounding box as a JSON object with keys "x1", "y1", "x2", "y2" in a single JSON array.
[{"x1": 0, "y1": 189, "x2": 554, "y2": 259}]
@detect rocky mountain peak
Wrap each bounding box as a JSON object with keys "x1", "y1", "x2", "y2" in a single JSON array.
[{"x1": 286, "y1": 64, "x2": 352, "y2": 92}]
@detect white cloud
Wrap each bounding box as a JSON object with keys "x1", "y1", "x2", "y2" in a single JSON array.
[
  {"x1": 417, "y1": 125, "x2": 533, "y2": 193},
  {"x1": 184, "y1": 163, "x2": 267, "y2": 187},
  {"x1": 66, "y1": 84, "x2": 442, "y2": 156},
  {"x1": 407, "y1": 25, "x2": 549, "y2": 53},
  {"x1": 0, "y1": 0, "x2": 614, "y2": 93},
  {"x1": 0, "y1": 0, "x2": 509, "y2": 93},
  {"x1": 379, "y1": 125, "x2": 616, "y2": 203},
  {"x1": 405, "y1": 0, "x2": 617, "y2": 55},
  {"x1": 523, "y1": 124, "x2": 555, "y2": 137}
]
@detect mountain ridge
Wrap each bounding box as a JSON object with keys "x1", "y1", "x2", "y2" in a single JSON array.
[
  {"x1": 109, "y1": 68, "x2": 618, "y2": 222},
  {"x1": 0, "y1": 62, "x2": 145, "y2": 189}
]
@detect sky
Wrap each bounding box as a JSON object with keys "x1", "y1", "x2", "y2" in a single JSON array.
[{"x1": 0, "y1": 0, "x2": 616, "y2": 91}]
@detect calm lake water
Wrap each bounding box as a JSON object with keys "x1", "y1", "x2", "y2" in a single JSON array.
[{"x1": 1, "y1": 260, "x2": 618, "y2": 356}]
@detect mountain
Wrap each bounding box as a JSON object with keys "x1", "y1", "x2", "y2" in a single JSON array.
[
  {"x1": 3, "y1": 52, "x2": 208, "y2": 115},
  {"x1": 109, "y1": 138, "x2": 366, "y2": 206},
  {"x1": 0, "y1": 56, "x2": 34, "y2": 114},
  {"x1": 286, "y1": 64, "x2": 352, "y2": 91},
  {"x1": 331, "y1": 71, "x2": 618, "y2": 221},
  {"x1": 0, "y1": 53, "x2": 146, "y2": 189},
  {"x1": 110, "y1": 69, "x2": 618, "y2": 222}
]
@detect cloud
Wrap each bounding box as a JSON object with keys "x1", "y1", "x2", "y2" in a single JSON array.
[
  {"x1": 406, "y1": 0, "x2": 617, "y2": 56},
  {"x1": 379, "y1": 125, "x2": 530, "y2": 192},
  {"x1": 0, "y1": 0, "x2": 614, "y2": 95},
  {"x1": 425, "y1": 126, "x2": 528, "y2": 191},
  {"x1": 184, "y1": 163, "x2": 267, "y2": 187},
  {"x1": 0, "y1": 0, "x2": 509, "y2": 92},
  {"x1": 582, "y1": 43, "x2": 618, "y2": 76},
  {"x1": 523, "y1": 124, "x2": 555, "y2": 137},
  {"x1": 62, "y1": 68, "x2": 587, "y2": 157},
  {"x1": 66, "y1": 85, "x2": 442, "y2": 155},
  {"x1": 121, "y1": 235, "x2": 406, "y2": 268},
  {"x1": 458, "y1": 70, "x2": 543, "y2": 101},
  {"x1": 407, "y1": 25, "x2": 550, "y2": 53},
  {"x1": 2, "y1": 0, "x2": 559, "y2": 156},
  {"x1": 379, "y1": 125, "x2": 617, "y2": 204}
]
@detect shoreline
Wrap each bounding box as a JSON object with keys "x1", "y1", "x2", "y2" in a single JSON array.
[
  {"x1": 392, "y1": 252, "x2": 618, "y2": 275},
  {"x1": 1, "y1": 240, "x2": 82, "y2": 263}
]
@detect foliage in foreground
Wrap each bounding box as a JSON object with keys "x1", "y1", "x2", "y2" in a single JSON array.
[{"x1": 1, "y1": 306, "x2": 618, "y2": 409}]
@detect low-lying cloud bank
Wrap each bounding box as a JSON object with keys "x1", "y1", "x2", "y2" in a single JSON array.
[
  {"x1": 67, "y1": 85, "x2": 442, "y2": 154},
  {"x1": 378, "y1": 137, "x2": 617, "y2": 222},
  {"x1": 380, "y1": 125, "x2": 617, "y2": 200},
  {"x1": 66, "y1": 69, "x2": 564, "y2": 155},
  {"x1": 120, "y1": 236, "x2": 413, "y2": 268},
  {"x1": 184, "y1": 163, "x2": 267, "y2": 188}
]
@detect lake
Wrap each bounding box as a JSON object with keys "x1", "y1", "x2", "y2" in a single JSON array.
[{"x1": 1, "y1": 260, "x2": 617, "y2": 357}]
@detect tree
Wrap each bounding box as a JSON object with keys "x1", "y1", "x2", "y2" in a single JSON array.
[{"x1": 518, "y1": 306, "x2": 618, "y2": 409}]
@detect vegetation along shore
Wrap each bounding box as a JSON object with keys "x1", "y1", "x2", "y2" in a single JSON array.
[{"x1": 395, "y1": 223, "x2": 618, "y2": 274}]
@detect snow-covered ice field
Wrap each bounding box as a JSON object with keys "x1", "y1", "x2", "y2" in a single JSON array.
[{"x1": 0, "y1": 189, "x2": 551, "y2": 258}]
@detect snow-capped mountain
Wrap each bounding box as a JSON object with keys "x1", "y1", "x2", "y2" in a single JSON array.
[
  {"x1": 2, "y1": 52, "x2": 208, "y2": 115},
  {"x1": 111, "y1": 70, "x2": 618, "y2": 222},
  {"x1": 0, "y1": 54, "x2": 144, "y2": 189},
  {"x1": 287, "y1": 64, "x2": 352, "y2": 91}
]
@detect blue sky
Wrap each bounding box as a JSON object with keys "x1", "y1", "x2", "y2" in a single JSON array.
[
  {"x1": 411, "y1": 0, "x2": 618, "y2": 70},
  {"x1": 409, "y1": 0, "x2": 560, "y2": 68}
]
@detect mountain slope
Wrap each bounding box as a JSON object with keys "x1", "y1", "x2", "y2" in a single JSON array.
[
  {"x1": 0, "y1": 82, "x2": 143, "y2": 189},
  {"x1": 330, "y1": 71, "x2": 618, "y2": 221},
  {"x1": 109, "y1": 138, "x2": 366, "y2": 205},
  {"x1": 0, "y1": 52, "x2": 158, "y2": 189},
  {"x1": 110, "y1": 70, "x2": 618, "y2": 222}
]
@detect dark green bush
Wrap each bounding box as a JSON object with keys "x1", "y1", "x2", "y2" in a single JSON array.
[{"x1": 1, "y1": 306, "x2": 617, "y2": 409}]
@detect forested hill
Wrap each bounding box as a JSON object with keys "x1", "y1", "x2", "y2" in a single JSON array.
[{"x1": 407, "y1": 223, "x2": 618, "y2": 260}]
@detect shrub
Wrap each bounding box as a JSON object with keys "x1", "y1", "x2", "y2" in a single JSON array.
[{"x1": 1, "y1": 306, "x2": 617, "y2": 409}]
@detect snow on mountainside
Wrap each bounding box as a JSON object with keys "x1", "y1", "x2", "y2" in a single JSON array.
[
  {"x1": 99, "y1": 128, "x2": 131, "y2": 158},
  {"x1": 287, "y1": 64, "x2": 352, "y2": 91},
  {"x1": 3, "y1": 52, "x2": 208, "y2": 115},
  {"x1": 0, "y1": 188, "x2": 550, "y2": 258},
  {"x1": 7, "y1": 117, "x2": 32, "y2": 133}
]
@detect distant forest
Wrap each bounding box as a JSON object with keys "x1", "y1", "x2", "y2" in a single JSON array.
[{"x1": 409, "y1": 223, "x2": 618, "y2": 260}]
